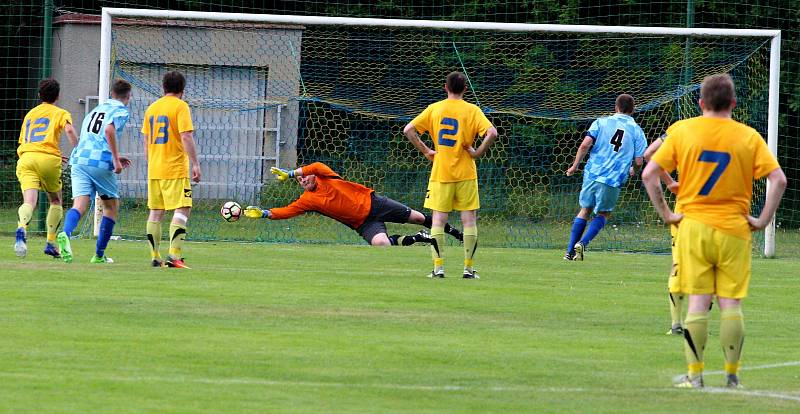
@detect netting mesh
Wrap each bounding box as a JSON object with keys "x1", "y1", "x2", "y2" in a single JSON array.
[{"x1": 103, "y1": 19, "x2": 772, "y2": 252}]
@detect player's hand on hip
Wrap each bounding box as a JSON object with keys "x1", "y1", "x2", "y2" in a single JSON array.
[
  {"x1": 191, "y1": 164, "x2": 202, "y2": 183},
  {"x1": 270, "y1": 166, "x2": 294, "y2": 181},
  {"x1": 464, "y1": 145, "x2": 478, "y2": 159},
  {"x1": 423, "y1": 149, "x2": 436, "y2": 162},
  {"x1": 667, "y1": 181, "x2": 680, "y2": 195},
  {"x1": 746, "y1": 214, "x2": 769, "y2": 231},
  {"x1": 664, "y1": 212, "x2": 683, "y2": 225},
  {"x1": 244, "y1": 206, "x2": 267, "y2": 219}
]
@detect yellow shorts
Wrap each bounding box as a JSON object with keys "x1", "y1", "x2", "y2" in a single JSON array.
[
  {"x1": 148, "y1": 178, "x2": 193, "y2": 210},
  {"x1": 668, "y1": 224, "x2": 680, "y2": 293},
  {"x1": 672, "y1": 217, "x2": 751, "y2": 298},
  {"x1": 424, "y1": 179, "x2": 479, "y2": 212},
  {"x1": 16, "y1": 152, "x2": 63, "y2": 192}
]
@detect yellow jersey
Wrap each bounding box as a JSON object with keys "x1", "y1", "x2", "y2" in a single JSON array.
[
  {"x1": 653, "y1": 116, "x2": 780, "y2": 240},
  {"x1": 411, "y1": 98, "x2": 493, "y2": 183},
  {"x1": 17, "y1": 103, "x2": 72, "y2": 157},
  {"x1": 141, "y1": 95, "x2": 195, "y2": 179}
]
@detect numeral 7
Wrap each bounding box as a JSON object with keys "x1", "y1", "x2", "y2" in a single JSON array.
[{"x1": 697, "y1": 150, "x2": 731, "y2": 196}]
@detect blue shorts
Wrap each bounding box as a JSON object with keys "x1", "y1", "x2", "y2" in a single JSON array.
[
  {"x1": 579, "y1": 179, "x2": 621, "y2": 213},
  {"x1": 70, "y1": 164, "x2": 119, "y2": 199}
]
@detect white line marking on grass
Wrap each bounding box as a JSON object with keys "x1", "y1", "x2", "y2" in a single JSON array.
[
  {"x1": 672, "y1": 360, "x2": 800, "y2": 382},
  {"x1": 699, "y1": 387, "x2": 800, "y2": 402}
]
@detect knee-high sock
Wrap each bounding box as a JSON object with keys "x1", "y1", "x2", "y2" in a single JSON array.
[
  {"x1": 669, "y1": 292, "x2": 684, "y2": 327},
  {"x1": 423, "y1": 214, "x2": 463, "y2": 241},
  {"x1": 18, "y1": 203, "x2": 34, "y2": 229},
  {"x1": 46, "y1": 205, "x2": 63, "y2": 243},
  {"x1": 683, "y1": 311, "x2": 709, "y2": 379},
  {"x1": 96, "y1": 216, "x2": 115, "y2": 258},
  {"x1": 567, "y1": 217, "x2": 587, "y2": 254},
  {"x1": 580, "y1": 215, "x2": 606, "y2": 246},
  {"x1": 463, "y1": 226, "x2": 477, "y2": 271},
  {"x1": 146, "y1": 221, "x2": 162, "y2": 260},
  {"x1": 169, "y1": 223, "x2": 187, "y2": 259},
  {"x1": 430, "y1": 226, "x2": 444, "y2": 270},
  {"x1": 720, "y1": 306, "x2": 745, "y2": 376},
  {"x1": 62, "y1": 208, "x2": 81, "y2": 237},
  {"x1": 389, "y1": 234, "x2": 415, "y2": 246}
]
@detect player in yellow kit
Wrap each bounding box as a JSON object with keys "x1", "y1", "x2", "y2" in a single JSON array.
[
  {"x1": 643, "y1": 73, "x2": 786, "y2": 389},
  {"x1": 404, "y1": 71, "x2": 498, "y2": 279},
  {"x1": 14, "y1": 78, "x2": 79, "y2": 258},
  {"x1": 141, "y1": 71, "x2": 201, "y2": 269}
]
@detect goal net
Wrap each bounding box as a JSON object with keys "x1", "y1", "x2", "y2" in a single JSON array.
[{"x1": 101, "y1": 10, "x2": 778, "y2": 254}]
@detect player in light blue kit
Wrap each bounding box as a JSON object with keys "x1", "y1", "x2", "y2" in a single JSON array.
[
  {"x1": 564, "y1": 94, "x2": 646, "y2": 261},
  {"x1": 56, "y1": 80, "x2": 133, "y2": 263}
]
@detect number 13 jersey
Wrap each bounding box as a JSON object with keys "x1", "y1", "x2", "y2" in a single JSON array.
[
  {"x1": 141, "y1": 95, "x2": 194, "y2": 179},
  {"x1": 653, "y1": 116, "x2": 780, "y2": 240},
  {"x1": 410, "y1": 98, "x2": 493, "y2": 183}
]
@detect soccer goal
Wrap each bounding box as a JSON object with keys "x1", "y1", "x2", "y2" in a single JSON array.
[{"x1": 98, "y1": 8, "x2": 781, "y2": 256}]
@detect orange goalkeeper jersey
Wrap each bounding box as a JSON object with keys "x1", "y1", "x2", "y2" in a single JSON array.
[{"x1": 268, "y1": 162, "x2": 374, "y2": 229}]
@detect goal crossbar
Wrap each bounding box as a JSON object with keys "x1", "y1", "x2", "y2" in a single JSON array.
[{"x1": 99, "y1": 7, "x2": 782, "y2": 256}]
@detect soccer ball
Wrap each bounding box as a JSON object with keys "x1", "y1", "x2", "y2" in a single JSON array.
[{"x1": 220, "y1": 201, "x2": 242, "y2": 222}]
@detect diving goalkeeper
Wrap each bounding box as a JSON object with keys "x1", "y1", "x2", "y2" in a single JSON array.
[{"x1": 244, "y1": 162, "x2": 463, "y2": 246}]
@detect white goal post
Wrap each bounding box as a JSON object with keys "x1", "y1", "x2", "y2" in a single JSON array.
[{"x1": 98, "y1": 7, "x2": 781, "y2": 257}]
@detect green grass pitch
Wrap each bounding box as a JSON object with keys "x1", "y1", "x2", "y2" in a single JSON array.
[{"x1": 1, "y1": 236, "x2": 799, "y2": 413}]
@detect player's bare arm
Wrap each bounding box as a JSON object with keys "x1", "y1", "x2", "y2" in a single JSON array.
[
  {"x1": 403, "y1": 123, "x2": 436, "y2": 161},
  {"x1": 64, "y1": 122, "x2": 79, "y2": 147},
  {"x1": 103, "y1": 123, "x2": 129, "y2": 174},
  {"x1": 747, "y1": 167, "x2": 787, "y2": 230},
  {"x1": 180, "y1": 131, "x2": 201, "y2": 183},
  {"x1": 566, "y1": 135, "x2": 594, "y2": 176},
  {"x1": 466, "y1": 126, "x2": 498, "y2": 159},
  {"x1": 642, "y1": 160, "x2": 683, "y2": 225}
]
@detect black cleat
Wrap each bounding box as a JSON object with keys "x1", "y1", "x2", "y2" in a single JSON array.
[
  {"x1": 463, "y1": 269, "x2": 480, "y2": 279},
  {"x1": 151, "y1": 259, "x2": 164, "y2": 268}
]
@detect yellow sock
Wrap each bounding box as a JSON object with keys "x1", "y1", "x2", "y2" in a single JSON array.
[
  {"x1": 146, "y1": 221, "x2": 162, "y2": 260},
  {"x1": 720, "y1": 306, "x2": 745, "y2": 375},
  {"x1": 46, "y1": 205, "x2": 63, "y2": 243},
  {"x1": 18, "y1": 203, "x2": 34, "y2": 229},
  {"x1": 683, "y1": 311, "x2": 709, "y2": 379},
  {"x1": 669, "y1": 292, "x2": 684, "y2": 326},
  {"x1": 168, "y1": 223, "x2": 187, "y2": 259},
  {"x1": 430, "y1": 226, "x2": 444, "y2": 271},
  {"x1": 463, "y1": 226, "x2": 477, "y2": 271}
]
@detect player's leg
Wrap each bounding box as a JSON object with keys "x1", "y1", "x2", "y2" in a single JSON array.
[
  {"x1": 578, "y1": 183, "x2": 619, "y2": 250},
  {"x1": 452, "y1": 179, "x2": 480, "y2": 279},
  {"x1": 90, "y1": 168, "x2": 122, "y2": 263},
  {"x1": 59, "y1": 165, "x2": 95, "y2": 263},
  {"x1": 367, "y1": 197, "x2": 432, "y2": 246},
  {"x1": 424, "y1": 181, "x2": 454, "y2": 278},
  {"x1": 43, "y1": 190, "x2": 64, "y2": 258},
  {"x1": 567, "y1": 179, "x2": 595, "y2": 260},
  {"x1": 420, "y1": 212, "x2": 463, "y2": 241},
  {"x1": 715, "y1": 233, "x2": 751, "y2": 389},
  {"x1": 165, "y1": 178, "x2": 194, "y2": 268},
  {"x1": 14, "y1": 153, "x2": 43, "y2": 257},
  {"x1": 675, "y1": 293, "x2": 713, "y2": 388},
  {"x1": 147, "y1": 179, "x2": 166, "y2": 266},
  {"x1": 667, "y1": 224, "x2": 684, "y2": 335}
]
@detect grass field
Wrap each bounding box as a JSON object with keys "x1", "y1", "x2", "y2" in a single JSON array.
[{"x1": 2, "y1": 236, "x2": 799, "y2": 413}]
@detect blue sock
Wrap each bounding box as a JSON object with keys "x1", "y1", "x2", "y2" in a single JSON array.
[
  {"x1": 63, "y1": 208, "x2": 81, "y2": 237},
  {"x1": 96, "y1": 216, "x2": 115, "y2": 258},
  {"x1": 567, "y1": 217, "x2": 587, "y2": 254},
  {"x1": 580, "y1": 215, "x2": 607, "y2": 247}
]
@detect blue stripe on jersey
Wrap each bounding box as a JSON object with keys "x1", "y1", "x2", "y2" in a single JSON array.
[
  {"x1": 584, "y1": 114, "x2": 646, "y2": 188},
  {"x1": 70, "y1": 99, "x2": 130, "y2": 171}
]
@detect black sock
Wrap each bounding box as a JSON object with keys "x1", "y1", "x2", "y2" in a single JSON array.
[
  {"x1": 423, "y1": 214, "x2": 433, "y2": 228},
  {"x1": 445, "y1": 224, "x2": 463, "y2": 241},
  {"x1": 389, "y1": 234, "x2": 417, "y2": 246}
]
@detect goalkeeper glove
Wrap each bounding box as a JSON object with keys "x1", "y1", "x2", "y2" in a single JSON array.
[
  {"x1": 244, "y1": 206, "x2": 270, "y2": 219},
  {"x1": 270, "y1": 166, "x2": 295, "y2": 182}
]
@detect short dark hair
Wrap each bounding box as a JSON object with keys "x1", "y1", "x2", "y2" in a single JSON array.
[
  {"x1": 162, "y1": 71, "x2": 186, "y2": 94},
  {"x1": 111, "y1": 79, "x2": 132, "y2": 99},
  {"x1": 446, "y1": 71, "x2": 467, "y2": 95},
  {"x1": 38, "y1": 78, "x2": 60, "y2": 103},
  {"x1": 700, "y1": 73, "x2": 736, "y2": 112},
  {"x1": 615, "y1": 94, "x2": 635, "y2": 114}
]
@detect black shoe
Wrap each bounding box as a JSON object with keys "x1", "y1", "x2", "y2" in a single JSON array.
[
  {"x1": 428, "y1": 269, "x2": 445, "y2": 278},
  {"x1": 151, "y1": 259, "x2": 164, "y2": 268},
  {"x1": 463, "y1": 269, "x2": 480, "y2": 279},
  {"x1": 414, "y1": 229, "x2": 433, "y2": 244},
  {"x1": 564, "y1": 252, "x2": 576, "y2": 261}
]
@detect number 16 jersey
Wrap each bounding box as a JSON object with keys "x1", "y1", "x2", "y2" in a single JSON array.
[
  {"x1": 410, "y1": 98, "x2": 493, "y2": 183},
  {"x1": 70, "y1": 99, "x2": 129, "y2": 170},
  {"x1": 652, "y1": 116, "x2": 780, "y2": 240}
]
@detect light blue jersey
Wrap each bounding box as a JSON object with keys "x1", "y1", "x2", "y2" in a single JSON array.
[
  {"x1": 70, "y1": 99, "x2": 130, "y2": 171},
  {"x1": 584, "y1": 113, "x2": 646, "y2": 188}
]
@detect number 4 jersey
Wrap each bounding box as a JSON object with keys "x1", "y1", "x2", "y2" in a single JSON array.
[
  {"x1": 584, "y1": 113, "x2": 646, "y2": 188},
  {"x1": 652, "y1": 116, "x2": 780, "y2": 240},
  {"x1": 71, "y1": 99, "x2": 130, "y2": 170},
  {"x1": 141, "y1": 95, "x2": 194, "y2": 179},
  {"x1": 410, "y1": 98, "x2": 493, "y2": 183}
]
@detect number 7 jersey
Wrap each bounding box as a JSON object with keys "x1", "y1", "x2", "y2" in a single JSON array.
[
  {"x1": 410, "y1": 98, "x2": 493, "y2": 183},
  {"x1": 652, "y1": 116, "x2": 780, "y2": 240}
]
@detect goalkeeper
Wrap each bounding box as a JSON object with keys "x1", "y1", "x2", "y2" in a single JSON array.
[{"x1": 245, "y1": 162, "x2": 463, "y2": 246}]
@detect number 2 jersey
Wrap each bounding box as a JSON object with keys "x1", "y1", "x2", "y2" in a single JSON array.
[
  {"x1": 584, "y1": 113, "x2": 646, "y2": 188},
  {"x1": 410, "y1": 98, "x2": 493, "y2": 183},
  {"x1": 652, "y1": 116, "x2": 780, "y2": 240},
  {"x1": 141, "y1": 95, "x2": 194, "y2": 179},
  {"x1": 70, "y1": 99, "x2": 130, "y2": 170},
  {"x1": 17, "y1": 103, "x2": 73, "y2": 157}
]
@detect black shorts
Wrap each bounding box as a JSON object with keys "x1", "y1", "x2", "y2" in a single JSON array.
[{"x1": 356, "y1": 194, "x2": 412, "y2": 243}]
